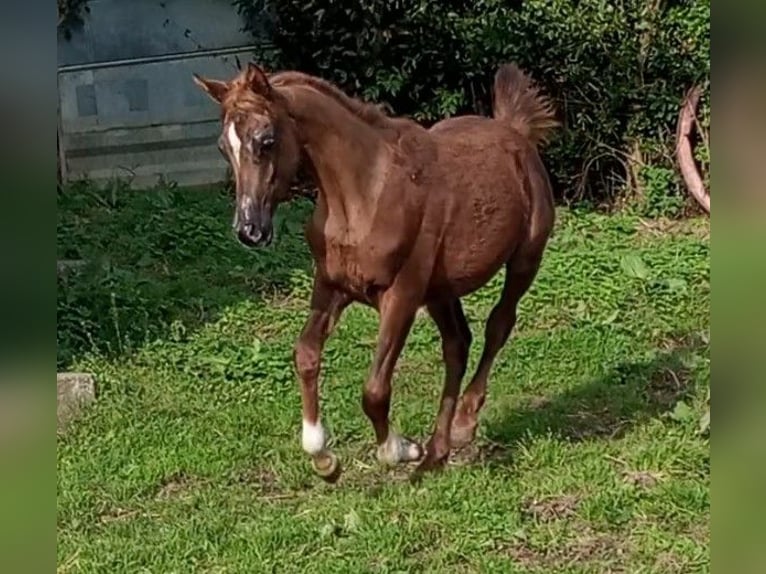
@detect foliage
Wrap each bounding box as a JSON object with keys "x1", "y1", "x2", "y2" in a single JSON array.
[
  {"x1": 235, "y1": 0, "x2": 710, "y2": 210},
  {"x1": 58, "y1": 184, "x2": 709, "y2": 571},
  {"x1": 699, "y1": 386, "x2": 710, "y2": 435},
  {"x1": 58, "y1": 0, "x2": 90, "y2": 37},
  {"x1": 637, "y1": 164, "x2": 686, "y2": 219},
  {"x1": 57, "y1": 179, "x2": 314, "y2": 368}
]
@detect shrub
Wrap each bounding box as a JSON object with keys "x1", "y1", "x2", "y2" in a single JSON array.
[
  {"x1": 235, "y1": 0, "x2": 709, "y2": 211},
  {"x1": 637, "y1": 165, "x2": 686, "y2": 219},
  {"x1": 58, "y1": 0, "x2": 91, "y2": 37}
]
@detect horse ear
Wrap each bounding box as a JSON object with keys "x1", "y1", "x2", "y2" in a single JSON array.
[
  {"x1": 245, "y1": 62, "x2": 271, "y2": 95},
  {"x1": 193, "y1": 74, "x2": 229, "y2": 104}
]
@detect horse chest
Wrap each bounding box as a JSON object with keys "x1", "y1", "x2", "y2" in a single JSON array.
[
  {"x1": 333, "y1": 242, "x2": 388, "y2": 293},
  {"x1": 309, "y1": 234, "x2": 399, "y2": 300}
]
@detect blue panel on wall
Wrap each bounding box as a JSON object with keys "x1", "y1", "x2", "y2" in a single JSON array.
[
  {"x1": 123, "y1": 78, "x2": 149, "y2": 112},
  {"x1": 75, "y1": 84, "x2": 98, "y2": 117}
]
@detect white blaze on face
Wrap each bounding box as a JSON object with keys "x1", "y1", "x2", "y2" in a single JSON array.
[
  {"x1": 226, "y1": 122, "x2": 241, "y2": 168},
  {"x1": 240, "y1": 195, "x2": 252, "y2": 217}
]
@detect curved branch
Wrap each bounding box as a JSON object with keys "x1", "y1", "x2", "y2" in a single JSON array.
[{"x1": 676, "y1": 85, "x2": 710, "y2": 213}]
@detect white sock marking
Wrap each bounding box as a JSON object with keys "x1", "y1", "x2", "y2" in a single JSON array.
[
  {"x1": 226, "y1": 122, "x2": 241, "y2": 168},
  {"x1": 377, "y1": 433, "x2": 422, "y2": 464},
  {"x1": 302, "y1": 420, "x2": 326, "y2": 455}
]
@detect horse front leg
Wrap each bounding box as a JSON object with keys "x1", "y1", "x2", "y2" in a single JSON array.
[
  {"x1": 294, "y1": 278, "x2": 349, "y2": 481},
  {"x1": 362, "y1": 292, "x2": 423, "y2": 466}
]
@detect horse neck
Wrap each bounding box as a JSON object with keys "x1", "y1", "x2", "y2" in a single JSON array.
[{"x1": 278, "y1": 84, "x2": 391, "y2": 216}]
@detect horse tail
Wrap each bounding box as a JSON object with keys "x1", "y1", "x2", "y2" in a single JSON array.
[{"x1": 492, "y1": 63, "x2": 558, "y2": 146}]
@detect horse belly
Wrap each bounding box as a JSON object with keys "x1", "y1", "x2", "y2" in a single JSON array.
[
  {"x1": 437, "y1": 246, "x2": 509, "y2": 297},
  {"x1": 434, "y1": 201, "x2": 526, "y2": 297}
]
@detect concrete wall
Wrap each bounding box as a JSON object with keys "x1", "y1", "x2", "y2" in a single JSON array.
[{"x1": 57, "y1": 0, "x2": 275, "y2": 188}]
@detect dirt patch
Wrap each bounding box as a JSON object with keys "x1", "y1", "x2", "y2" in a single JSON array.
[
  {"x1": 635, "y1": 217, "x2": 709, "y2": 242},
  {"x1": 95, "y1": 475, "x2": 203, "y2": 524},
  {"x1": 685, "y1": 520, "x2": 710, "y2": 545},
  {"x1": 348, "y1": 463, "x2": 418, "y2": 492},
  {"x1": 230, "y1": 467, "x2": 280, "y2": 492},
  {"x1": 622, "y1": 469, "x2": 664, "y2": 489},
  {"x1": 503, "y1": 525, "x2": 631, "y2": 571},
  {"x1": 57, "y1": 372, "x2": 96, "y2": 433},
  {"x1": 657, "y1": 331, "x2": 709, "y2": 355},
  {"x1": 154, "y1": 471, "x2": 201, "y2": 500},
  {"x1": 647, "y1": 366, "x2": 691, "y2": 408},
  {"x1": 653, "y1": 551, "x2": 689, "y2": 573},
  {"x1": 565, "y1": 529, "x2": 629, "y2": 565},
  {"x1": 526, "y1": 395, "x2": 552, "y2": 410},
  {"x1": 98, "y1": 506, "x2": 143, "y2": 524},
  {"x1": 95, "y1": 472, "x2": 207, "y2": 524},
  {"x1": 227, "y1": 467, "x2": 322, "y2": 501},
  {"x1": 450, "y1": 441, "x2": 512, "y2": 466},
  {"x1": 522, "y1": 494, "x2": 581, "y2": 522},
  {"x1": 562, "y1": 406, "x2": 630, "y2": 441},
  {"x1": 604, "y1": 455, "x2": 665, "y2": 490}
]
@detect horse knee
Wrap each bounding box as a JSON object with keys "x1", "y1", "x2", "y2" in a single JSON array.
[
  {"x1": 362, "y1": 378, "x2": 390, "y2": 418},
  {"x1": 294, "y1": 338, "x2": 320, "y2": 382}
]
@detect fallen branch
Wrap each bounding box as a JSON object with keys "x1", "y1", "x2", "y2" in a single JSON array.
[{"x1": 676, "y1": 85, "x2": 710, "y2": 213}]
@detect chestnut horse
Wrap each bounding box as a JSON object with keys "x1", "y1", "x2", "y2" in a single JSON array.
[{"x1": 193, "y1": 62, "x2": 557, "y2": 479}]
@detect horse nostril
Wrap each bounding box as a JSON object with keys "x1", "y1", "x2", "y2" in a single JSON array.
[{"x1": 237, "y1": 223, "x2": 263, "y2": 247}]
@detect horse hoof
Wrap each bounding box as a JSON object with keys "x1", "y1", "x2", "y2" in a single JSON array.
[
  {"x1": 449, "y1": 422, "x2": 476, "y2": 450},
  {"x1": 311, "y1": 451, "x2": 341, "y2": 482},
  {"x1": 378, "y1": 435, "x2": 423, "y2": 466},
  {"x1": 400, "y1": 436, "x2": 424, "y2": 462},
  {"x1": 414, "y1": 454, "x2": 448, "y2": 475}
]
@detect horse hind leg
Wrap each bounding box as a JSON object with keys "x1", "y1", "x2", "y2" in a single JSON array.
[
  {"x1": 450, "y1": 251, "x2": 542, "y2": 449},
  {"x1": 416, "y1": 298, "x2": 472, "y2": 472}
]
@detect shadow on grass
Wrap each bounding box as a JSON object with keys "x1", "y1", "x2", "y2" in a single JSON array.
[
  {"x1": 467, "y1": 337, "x2": 708, "y2": 465},
  {"x1": 56, "y1": 183, "x2": 315, "y2": 368}
]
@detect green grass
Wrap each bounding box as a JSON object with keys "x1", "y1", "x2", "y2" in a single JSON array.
[{"x1": 57, "y1": 183, "x2": 710, "y2": 573}]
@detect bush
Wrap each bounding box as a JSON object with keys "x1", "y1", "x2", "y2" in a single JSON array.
[
  {"x1": 235, "y1": 0, "x2": 709, "y2": 210},
  {"x1": 58, "y1": 0, "x2": 91, "y2": 37},
  {"x1": 637, "y1": 165, "x2": 686, "y2": 219}
]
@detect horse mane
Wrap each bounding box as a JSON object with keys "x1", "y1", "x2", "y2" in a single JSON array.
[{"x1": 270, "y1": 71, "x2": 393, "y2": 129}]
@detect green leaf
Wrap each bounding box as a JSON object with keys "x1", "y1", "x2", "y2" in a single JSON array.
[
  {"x1": 620, "y1": 253, "x2": 650, "y2": 281},
  {"x1": 669, "y1": 400, "x2": 694, "y2": 422},
  {"x1": 666, "y1": 278, "x2": 688, "y2": 293},
  {"x1": 601, "y1": 309, "x2": 619, "y2": 325},
  {"x1": 698, "y1": 407, "x2": 710, "y2": 435},
  {"x1": 319, "y1": 522, "x2": 337, "y2": 539},
  {"x1": 343, "y1": 509, "x2": 361, "y2": 532}
]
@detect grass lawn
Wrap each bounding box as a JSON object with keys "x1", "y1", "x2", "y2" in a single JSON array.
[{"x1": 57, "y1": 184, "x2": 710, "y2": 573}]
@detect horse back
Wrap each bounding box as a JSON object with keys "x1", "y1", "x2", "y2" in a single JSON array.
[{"x1": 420, "y1": 116, "x2": 554, "y2": 297}]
